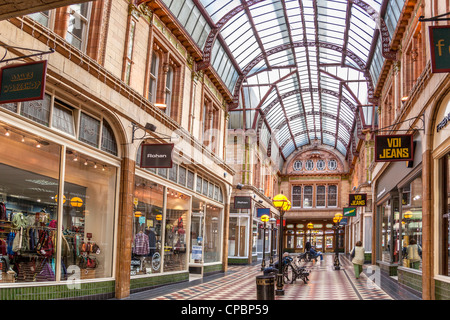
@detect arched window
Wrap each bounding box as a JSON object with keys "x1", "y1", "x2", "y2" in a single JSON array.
[
  {"x1": 305, "y1": 160, "x2": 314, "y2": 171},
  {"x1": 101, "y1": 120, "x2": 118, "y2": 156}
]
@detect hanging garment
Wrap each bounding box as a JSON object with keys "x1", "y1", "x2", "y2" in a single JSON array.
[
  {"x1": 133, "y1": 232, "x2": 150, "y2": 256},
  {"x1": 0, "y1": 202, "x2": 6, "y2": 221}
]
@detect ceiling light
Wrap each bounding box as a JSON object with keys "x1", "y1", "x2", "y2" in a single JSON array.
[{"x1": 5, "y1": 129, "x2": 10, "y2": 136}]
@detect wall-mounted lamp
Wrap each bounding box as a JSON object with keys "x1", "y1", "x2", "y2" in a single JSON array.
[
  {"x1": 145, "y1": 122, "x2": 157, "y2": 132},
  {"x1": 401, "y1": 96, "x2": 408, "y2": 103},
  {"x1": 236, "y1": 183, "x2": 244, "y2": 190}
]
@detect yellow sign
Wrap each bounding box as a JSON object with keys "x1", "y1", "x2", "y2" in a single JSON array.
[
  {"x1": 261, "y1": 214, "x2": 270, "y2": 222},
  {"x1": 349, "y1": 194, "x2": 367, "y2": 207},
  {"x1": 54, "y1": 195, "x2": 66, "y2": 204},
  {"x1": 70, "y1": 197, "x2": 83, "y2": 207},
  {"x1": 133, "y1": 197, "x2": 139, "y2": 206},
  {"x1": 156, "y1": 214, "x2": 162, "y2": 221}
]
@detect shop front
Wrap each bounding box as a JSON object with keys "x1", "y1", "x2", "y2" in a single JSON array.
[
  {"x1": 432, "y1": 89, "x2": 450, "y2": 300},
  {"x1": 132, "y1": 146, "x2": 225, "y2": 290},
  {"x1": 284, "y1": 221, "x2": 343, "y2": 254},
  {"x1": 374, "y1": 132, "x2": 423, "y2": 293},
  {"x1": 0, "y1": 92, "x2": 120, "y2": 298}
]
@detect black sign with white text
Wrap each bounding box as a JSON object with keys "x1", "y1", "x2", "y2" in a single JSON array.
[
  {"x1": 234, "y1": 196, "x2": 252, "y2": 209},
  {"x1": 140, "y1": 143, "x2": 174, "y2": 168}
]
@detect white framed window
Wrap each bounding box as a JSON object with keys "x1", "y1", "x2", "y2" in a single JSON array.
[
  {"x1": 303, "y1": 185, "x2": 313, "y2": 208},
  {"x1": 316, "y1": 185, "x2": 326, "y2": 207},
  {"x1": 292, "y1": 186, "x2": 302, "y2": 207},
  {"x1": 148, "y1": 51, "x2": 159, "y2": 103},
  {"x1": 165, "y1": 66, "x2": 173, "y2": 116},
  {"x1": 328, "y1": 185, "x2": 338, "y2": 207},
  {"x1": 28, "y1": 10, "x2": 52, "y2": 28},
  {"x1": 66, "y1": 3, "x2": 92, "y2": 51}
]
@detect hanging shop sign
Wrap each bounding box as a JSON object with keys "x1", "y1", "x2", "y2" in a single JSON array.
[
  {"x1": 0, "y1": 60, "x2": 47, "y2": 104},
  {"x1": 140, "y1": 143, "x2": 174, "y2": 168},
  {"x1": 374, "y1": 134, "x2": 414, "y2": 162},
  {"x1": 261, "y1": 214, "x2": 270, "y2": 222},
  {"x1": 349, "y1": 193, "x2": 367, "y2": 207},
  {"x1": 257, "y1": 207, "x2": 270, "y2": 218},
  {"x1": 234, "y1": 196, "x2": 252, "y2": 209},
  {"x1": 343, "y1": 207, "x2": 357, "y2": 217},
  {"x1": 429, "y1": 26, "x2": 450, "y2": 73}
]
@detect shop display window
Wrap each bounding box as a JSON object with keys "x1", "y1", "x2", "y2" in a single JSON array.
[
  {"x1": 381, "y1": 200, "x2": 392, "y2": 262},
  {"x1": 0, "y1": 129, "x2": 60, "y2": 283},
  {"x1": 442, "y1": 154, "x2": 450, "y2": 276},
  {"x1": 63, "y1": 149, "x2": 117, "y2": 280},
  {"x1": 228, "y1": 216, "x2": 248, "y2": 257},
  {"x1": 190, "y1": 199, "x2": 204, "y2": 263},
  {"x1": 164, "y1": 188, "x2": 189, "y2": 272},
  {"x1": 132, "y1": 177, "x2": 164, "y2": 276},
  {"x1": 204, "y1": 204, "x2": 222, "y2": 263},
  {"x1": 400, "y1": 176, "x2": 423, "y2": 270}
]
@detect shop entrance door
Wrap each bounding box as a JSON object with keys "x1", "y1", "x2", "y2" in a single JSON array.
[{"x1": 189, "y1": 198, "x2": 204, "y2": 277}]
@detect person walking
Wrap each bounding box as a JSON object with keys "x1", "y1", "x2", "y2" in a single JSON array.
[{"x1": 351, "y1": 241, "x2": 365, "y2": 279}]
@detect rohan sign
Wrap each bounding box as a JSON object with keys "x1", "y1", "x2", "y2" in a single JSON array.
[{"x1": 140, "y1": 143, "x2": 174, "y2": 168}]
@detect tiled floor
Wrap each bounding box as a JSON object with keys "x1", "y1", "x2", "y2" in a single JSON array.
[{"x1": 126, "y1": 254, "x2": 400, "y2": 300}]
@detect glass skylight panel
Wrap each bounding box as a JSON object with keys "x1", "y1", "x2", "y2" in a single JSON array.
[
  {"x1": 282, "y1": 139, "x2": 295, "y2": 156},
  {"x1": 201, "y1": 0, "x2": 241, "y2": 24},
  {"x1": 322, "y1": 133, "x2": 335, "y2": 146},
  {"x1": 337, "y1": 140, "x2": 347, "y2": 156}
]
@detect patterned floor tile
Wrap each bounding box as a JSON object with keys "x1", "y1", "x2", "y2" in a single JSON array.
[{"x1": 137, "y1": 253, "x2": 394, "y2": 301}]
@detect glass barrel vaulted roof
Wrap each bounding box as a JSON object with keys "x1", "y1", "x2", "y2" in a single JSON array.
[{"x1": 160, "y1": 0, "x2": 384, "y2": 158}]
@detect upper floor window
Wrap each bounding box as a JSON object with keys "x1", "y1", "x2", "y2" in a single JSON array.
[
  {"x1": 303, "y1": 186, "x2": 313, "y2": 208},
  {"x1": 316, "y1": 185, "x2": 326, "y2": 207},
  {"x1": 316, "y1": 160, "x2": 326, "y2": 170},
  {"x1": 293, "y1": 160, "x2": 302, "y2": 171},
  {"x1": 292, "y1": 186, "x2": 302, "y2": 207},
  {"x1": 305, "y1": 160, "x2": 314, "y2": 171},
  {"x1": 328, "y1": 159, "x2": 337, "y2": 170},
  {"x1": 66, "y1": 3, "x2": 92, "y2": 51},
  {"x1": 165, "y1": 65, "x2": 174, "y2": 116},
  {"x1": 148, "y1": 51, "x2": 159, "y2": 103},
  {"x1": 28, "y1": 11, "x2": 51, "y2": 27},
  {"x1": 328, "y1": 185, "x2": 337, "y2": 207}
]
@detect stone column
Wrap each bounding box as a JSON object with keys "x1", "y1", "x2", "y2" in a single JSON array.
[
  {"x1": 421, "y1": 148, "x2": 433, "y2": 300},
  {"x1": 115, "y1": 157, "x2": 135, "y2": 299}
]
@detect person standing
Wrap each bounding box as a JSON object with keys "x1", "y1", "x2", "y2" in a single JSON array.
[
  {"x1": 351, "y1": 241, "x2": 365, "y2": 279},
  {"x1": 407, "y1": 239, "x2": 422, "y2": 270}
]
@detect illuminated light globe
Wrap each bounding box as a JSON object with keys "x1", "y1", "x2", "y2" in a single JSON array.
[
  {"x1": 404, "y1": 211, "x2": 413, "y2": 219},
  {"x1": 70, "y1": 197, "x2": 83, "y2": 207},
  {"x1": 307, "y1": 222, "x2": 313, "y2": 229},
  {"x1": 273, "y1": 194, "x2": 288, "y2": 209},
  {"x1": 282, "y1": 199, "x2": 291, "y2": 212},
  {"x1": 335, "y1": 213, "x2": 343, "y2": 222}
]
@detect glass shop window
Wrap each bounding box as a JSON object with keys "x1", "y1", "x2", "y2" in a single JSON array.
[
  {"x1": 204, "y1": 204, "x2": 222, "y2": 263},
  {"x1": 62, "y1": 149, "x2": 117, "y2": 280},
  {"x1": 132, "y1": 176, "x2": 164, "y2": 276},
  {"x1": 0, "y1": 127, "x2": 60, "y2": 284},
  {"x1": 228, "y1": 216, "x2": 248, "y2": 257},
  {"x1": 401, "y1": 176, "x2": 423, "y2": 271},
  {"x1": 164, "y1": 188, "x2": 189, "y2": 272}
]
